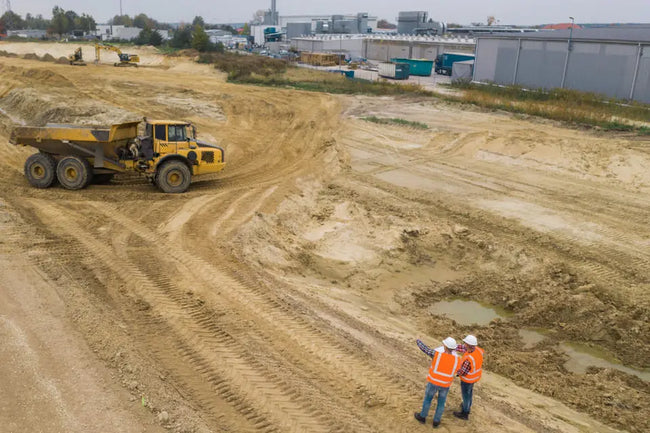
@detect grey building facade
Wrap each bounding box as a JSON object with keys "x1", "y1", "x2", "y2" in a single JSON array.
[{"x1": 473, "y1": 29, "x2": 650, "y2": 103}]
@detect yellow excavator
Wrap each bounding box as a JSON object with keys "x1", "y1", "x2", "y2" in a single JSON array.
[
  {"x1": 67, "y1": 47, "x2": 86, "y2": 66},
  {"x1": 94, "y1": 43, "x2": 140, "y2": 67}
]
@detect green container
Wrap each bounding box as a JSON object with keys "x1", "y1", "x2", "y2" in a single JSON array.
[{"x1": 390, "y1": 58, "x2": 434, "y2": 76}]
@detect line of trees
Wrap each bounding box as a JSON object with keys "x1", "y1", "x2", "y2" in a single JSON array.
[
  {"x1": 166, "y1": 16, "x2": 225, "y2": 52},
  {"x1": 0, "y1": 6, "x2": 96, "y2": 37},
  {"x1": 1, "y1": 9, "x2": 234, "y2": 53}
]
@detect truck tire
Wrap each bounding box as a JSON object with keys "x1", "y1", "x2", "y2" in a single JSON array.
[
  {"x1": 155, "y1": 160, "x2": 191, "y2": 193},
  {"x1": 24, "y1": 152, "x2": 57, "y2": 188},
  {"x1": 56, "y1": 156, "x2": 93, "y2": 190}
]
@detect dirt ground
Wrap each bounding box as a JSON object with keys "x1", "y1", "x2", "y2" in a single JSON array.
[{"x1": 0, "y1": 42, "x2": 649, "y2": 433}]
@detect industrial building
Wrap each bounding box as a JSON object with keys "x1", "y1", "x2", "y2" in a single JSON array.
[
  {"x1": 397, "y1": 11, "x2": 444, "y2": 35},
  {"x1": 278, "y1": 13, "x2": 376, "y2": 37},
  {"x1": 94, "y1": 25, "x2": 170, "y2": 42},
  {"x1": 291, "y1": 34, "x2": 475, "y2": 62},
  {"x1": 473, "y1": 28, "x2": 650, "y2": 103}
]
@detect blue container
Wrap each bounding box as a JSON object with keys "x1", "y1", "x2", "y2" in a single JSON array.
[{"x1": 390, "y1": 58, "x2": 434, "y2": 76}]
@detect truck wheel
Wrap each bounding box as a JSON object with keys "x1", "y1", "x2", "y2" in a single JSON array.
[
  {"x1": 56, "y1": 156, "x2": 93, "y2": 190},
  {"x1": 155, "y1": 160, "x2": 191, "y2": 193},
  {"x1": 24, "y1": 153, "x2": 57, "y2": 188}
]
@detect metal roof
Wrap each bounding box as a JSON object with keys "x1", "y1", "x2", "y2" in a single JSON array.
[{"x1": 477, "y1": 28, "x2": 650, "y2": 43}]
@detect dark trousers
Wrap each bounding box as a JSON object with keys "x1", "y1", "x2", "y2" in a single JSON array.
[{"x1": 460, "y1": 381, "x2": 474, "y2": 414}]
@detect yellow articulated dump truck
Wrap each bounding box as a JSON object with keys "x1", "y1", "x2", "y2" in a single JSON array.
[{"x1": 10, "y1": 118, "x2": 225, "y2": 193}]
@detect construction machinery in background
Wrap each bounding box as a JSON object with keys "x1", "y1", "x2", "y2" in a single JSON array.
[
  {"x1": 94, "y1": 43, "x2": 140, "y2": 67},
  {"x1": 10, "y1": 118, "x2": 226, "y2": 193},
  {"x1": 67, "y1": 47, "x2": 86, "y2": 66}
]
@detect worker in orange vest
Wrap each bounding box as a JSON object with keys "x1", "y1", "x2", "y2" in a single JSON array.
[
  {"x1": 453, "y1": 335, "x2": 484, "y2": 420},
  {"x1": 414, "y1": 337, "x2": 460, "y2": 428}
]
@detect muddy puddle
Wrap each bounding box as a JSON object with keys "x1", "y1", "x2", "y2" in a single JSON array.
[
  {"x1": 519, "y1": 328, "x2": 549, "y2": 348},
  {"x1": 429, "y1": 299, "x2": 511, "y2": 326},
  {"x1": 561, "y1": 343, "x2": 650, "y2": 382}
]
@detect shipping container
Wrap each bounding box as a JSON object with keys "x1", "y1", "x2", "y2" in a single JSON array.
[
  {"x1": 378, "y1": 62, "x2": 410, "y2": 80},
  {"x1": 390, "y1": 58, "x2": 434, "y2": 76}
]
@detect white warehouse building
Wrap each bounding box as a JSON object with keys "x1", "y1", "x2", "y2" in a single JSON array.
[{"x1": 473, "y1": 28, "x2": 650, "y2": 103}]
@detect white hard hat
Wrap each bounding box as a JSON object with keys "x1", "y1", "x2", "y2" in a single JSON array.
[
  {"x1": 463, "y1": 335, "x2": 478, "y2": 346},
  {"x1": 443, "y1": 337, "x2": 457, "y2": 350}
]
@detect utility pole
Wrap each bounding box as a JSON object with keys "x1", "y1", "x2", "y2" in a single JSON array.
[
  {"x1": 560, "y1": 16, "x2": 575, "y2": 89},
  {"x1": 120, "y1": 0, "x2": 123, "y2": 16}
]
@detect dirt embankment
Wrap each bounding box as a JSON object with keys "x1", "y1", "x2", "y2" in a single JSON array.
[{"x1": 0, "y1": 48, "x2": 647, "y2": 433}]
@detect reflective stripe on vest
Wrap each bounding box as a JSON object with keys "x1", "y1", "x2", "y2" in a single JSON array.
[
  {"x1": 427, "y1": 351, "x2": 460, "y2": 388},
  {"x1": 460, "y1": 347, "x2": 484, "y2": 383}
]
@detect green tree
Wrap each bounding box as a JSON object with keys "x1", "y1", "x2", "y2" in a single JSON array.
[
  {"x1": 149, "y1": 30, "x2": 163, "y2": 46},
  {"x1": 50, "y1": 6, "x2": 70, "y2": 37},
  {"x1": 1, "y1": 11, "x2": 25, "y2": 30},
  {"x1": 133, "y1": 13, "x2": 154, "y2": 29},
  {"x1": 64, "y1": 10, "x2": 78, "y2": 26},
  {"x1": 241, "y1": 23, "x2": 250, "y2": 35},
  {"x1": 170, "y1": 25, "x2": 192, "y2": 49},
  {"x1": 110, "y1": 15, "x2": 133, "y2": 26},
  {"x1": 25, "y1": 13, "x2": 50, "y2": 30},
  {"x1": 192, "y1": 16, "x2": 205, "y2": 28},
  {"x1": 135, "y1": 27, "x2": 153, "y2": 45},
  {"x1": 73, "y1": 13, "x2": 96, "y2": 31},
  {"x1": 191, "y1": 25, "x2": 211, "y2": 52}
]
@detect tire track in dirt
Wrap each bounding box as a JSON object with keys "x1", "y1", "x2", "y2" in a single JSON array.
[
  {"x1": 87, "y1": 201, "x2": 421, "y2": 431},
  {"x1": 85, "y1": 200, "x2": 550, "y2": 433}
]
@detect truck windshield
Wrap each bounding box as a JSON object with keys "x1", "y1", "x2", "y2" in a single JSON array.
[{"x1": 168, "y1": 125, "x2": 187, "y2": 142}]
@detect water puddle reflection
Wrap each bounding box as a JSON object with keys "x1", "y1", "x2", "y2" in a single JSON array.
[
  {"x1": 561, "y1": 343, "x2": 650, "y2": 382},
  {"x1": 519, "y1": 328, "x2": 548, "y2": 348},
  {"x1": 429, "y1": 299, "x2": 510, "y2": 326}
]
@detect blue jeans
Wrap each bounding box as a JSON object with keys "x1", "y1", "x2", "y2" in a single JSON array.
[
  {"x1": 460, "y1": 381, "x2": 474, "y2": 414},
  {"x1": 419, "y1": 382, "x2": 450, "y2": 423}
]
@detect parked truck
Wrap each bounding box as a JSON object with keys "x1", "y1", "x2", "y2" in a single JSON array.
[
  {"x1": 10, "y1": 118, "x2": 225, "y2": 193},
  {"x1": 435, "y1": 53, "x2": 475, "y2": 75}
]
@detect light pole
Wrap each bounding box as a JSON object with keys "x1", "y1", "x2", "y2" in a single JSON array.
[{"x1": 561, "y1": 16, "x2": 575, "y2": 88}]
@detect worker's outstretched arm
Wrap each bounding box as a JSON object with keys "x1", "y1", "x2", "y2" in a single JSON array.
[{"x1": 416, "y1": 339, "x2": 436, "y2": 358}]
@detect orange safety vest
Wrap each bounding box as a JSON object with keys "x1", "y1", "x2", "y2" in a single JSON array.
[
  {"x1": 460, "y1": 347, "x2": 484, "y2": 383},
  {"x1": 427, "y1": 350, "x2": 460, "y2": 388}
]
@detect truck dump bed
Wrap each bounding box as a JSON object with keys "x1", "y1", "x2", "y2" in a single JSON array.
[{"x1": 10, "y1": 121, "x2": 140, "y2": 168}]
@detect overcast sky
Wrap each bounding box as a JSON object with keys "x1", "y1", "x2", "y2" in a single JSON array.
[{"x1": 9, "y1": 1, "x2": 650, "y2": 25}]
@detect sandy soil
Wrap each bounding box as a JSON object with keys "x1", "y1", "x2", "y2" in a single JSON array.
[{"x1": 0, "y1": 42, "x2": 649, "y2": 433}]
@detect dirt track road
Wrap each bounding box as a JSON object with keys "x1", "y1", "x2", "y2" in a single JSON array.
[{"x1": 0, "y1": 45, "x2": 648, "y2": 433}]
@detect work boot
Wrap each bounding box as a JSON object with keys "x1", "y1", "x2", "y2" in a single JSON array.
[
  {"x1": 414, "y1": 412, "x2": 426, "y2": 424},
  {"x1": 432, "y1": 420, "x2": 440, "y2": 428},
  {"x1": 453, "y1": 410, "x2": 469, "y2": 420}
]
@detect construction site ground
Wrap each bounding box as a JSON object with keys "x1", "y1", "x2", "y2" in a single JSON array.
[{"x1": 0, "y1": 42, "x2": 649, "y2": 433}]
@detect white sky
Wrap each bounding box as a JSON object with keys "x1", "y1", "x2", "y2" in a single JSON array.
[{"x1": 9, "y1": 1, "x2": 650, "y2": 25}]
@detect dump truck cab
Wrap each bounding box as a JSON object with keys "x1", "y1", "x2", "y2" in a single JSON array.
[{"x1": 141, "y1": 119, "x2": 225, "y2": 192}]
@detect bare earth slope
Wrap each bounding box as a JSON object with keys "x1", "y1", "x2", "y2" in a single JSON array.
[{"x1": 0, "y1": 45, "x2": 648, "y2": 433}]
